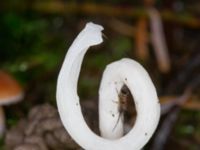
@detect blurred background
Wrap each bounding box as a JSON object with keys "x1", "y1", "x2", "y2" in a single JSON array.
[{"x1": 0, "y1": 0, "x2": 200, "y2": 150}]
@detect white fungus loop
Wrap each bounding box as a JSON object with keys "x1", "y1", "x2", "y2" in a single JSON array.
[{"x1": 56, "y1": 22, "x2": 160, "y2": 150}]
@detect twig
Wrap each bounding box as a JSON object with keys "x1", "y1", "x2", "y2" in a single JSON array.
[
  {"x1": 152, "y1": 89, "x2": 191, "y2": 150},
  {"x1": 107, "y1": 19, "x2": 135, "y2": 37},
  {"x1": 148, "y1": 8, "x2": 171, "y2": 73},
  {"x1": 135, "y1": 17, "x2": 149, "y2": 60},
  {"x1": 2, "y1": 2, "x2": 200, "y2": 28}
]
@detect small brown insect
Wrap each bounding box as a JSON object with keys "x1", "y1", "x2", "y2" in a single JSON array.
[{"x1": 112, "y1": 85, "x2": 129, "y2": 132}]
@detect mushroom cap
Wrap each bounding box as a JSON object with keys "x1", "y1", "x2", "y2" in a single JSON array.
[{"x1": 0, "y1": 71, "x2": 24, "y2": 105}]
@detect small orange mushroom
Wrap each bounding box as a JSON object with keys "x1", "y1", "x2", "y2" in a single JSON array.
[{"x1": 0, "y1": 70, "x2": 24, "y2": 136}]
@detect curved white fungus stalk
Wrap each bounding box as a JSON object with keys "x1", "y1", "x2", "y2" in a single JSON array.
[{"x1": 56, "y1": 22, "x2": 160, "y2": 150}]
